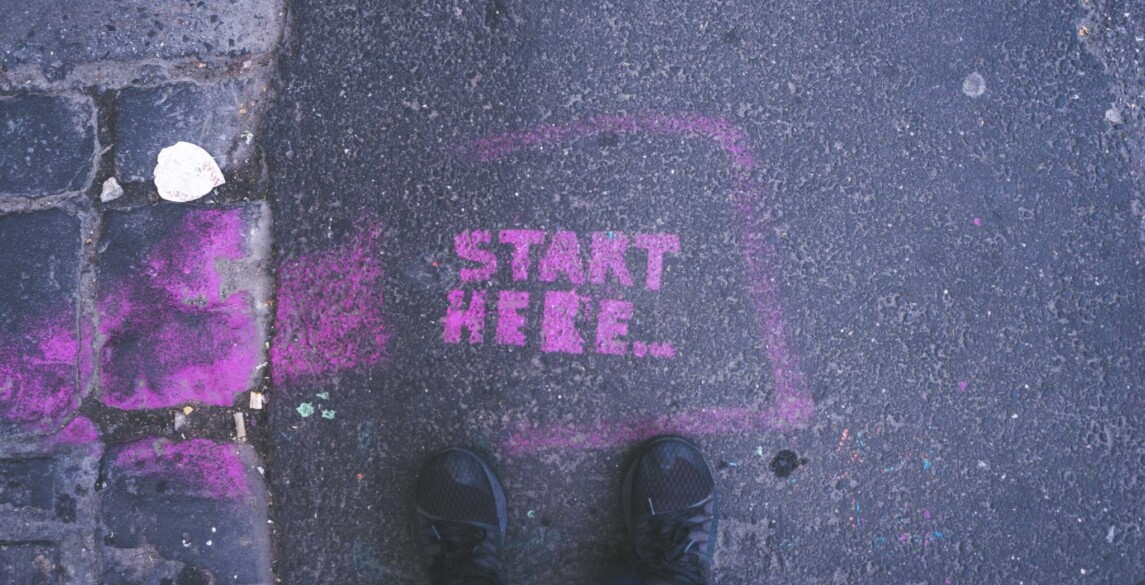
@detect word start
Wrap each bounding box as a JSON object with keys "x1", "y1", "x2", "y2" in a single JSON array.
[{"x1": 443, "y1": 230, "x2": 679, "y2": 358}]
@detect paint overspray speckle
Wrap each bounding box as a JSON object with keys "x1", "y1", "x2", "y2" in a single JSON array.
[
  {"x1": 110, "y1": 437, "x2": 253, "y2": 499},
  {"x1": 272, "y1": 226, "x2": 389, "y2": 385},
  {"x1": 0, "y1": 309, "x2": 80, "y2": 433}
]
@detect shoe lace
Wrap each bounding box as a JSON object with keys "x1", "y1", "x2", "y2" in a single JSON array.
[
  {"x1": 633, "y1": 502, "x2": 713, "y2": 585},
  {"x1": 421, "y1": 521, "x2": 505, "y2": 585}
]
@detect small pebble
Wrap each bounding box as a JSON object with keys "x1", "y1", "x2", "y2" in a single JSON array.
[{"x1": 100, "y1": 177, "x2": 124, "y2": 202}]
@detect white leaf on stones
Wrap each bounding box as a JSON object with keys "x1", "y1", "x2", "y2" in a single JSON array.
[
  {"x1": 154, "y1": 141, "x2": 225, "y2": 202},
  {"x1": 100, "y1": 177, "x2": 124, "y2": 202}
]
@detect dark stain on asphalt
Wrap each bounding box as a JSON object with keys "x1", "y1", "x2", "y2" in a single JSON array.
[{"x1": 769, "y1": 449, "x2": 806, "y2": 478}]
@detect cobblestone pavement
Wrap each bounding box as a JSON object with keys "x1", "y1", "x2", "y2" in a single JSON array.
[
  {"x1": 1, "y1": 1, "x2": 283, "y2": 583},
  {"x1": 4, "y1": 1, "x2": 1145, "y2": 584}
]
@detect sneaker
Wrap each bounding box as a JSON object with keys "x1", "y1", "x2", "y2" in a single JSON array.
[
  {"x1": 622, "y1": 436, "x2": 719, "y2": 585},
  {"x1": 416, "y1": 448, "x2": 508, "y2": 585}
]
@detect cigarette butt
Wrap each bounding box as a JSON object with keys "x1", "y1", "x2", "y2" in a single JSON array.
[
  {"x1": 234, "y1": 412, "x2": 247, "y2": 440},
  {"x1": 250, "y1": 391, "x2": 264, "y2": 410}
]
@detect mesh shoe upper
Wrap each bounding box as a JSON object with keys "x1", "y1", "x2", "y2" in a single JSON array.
[
  {"x1": 622, "y1": 436, "x2": 718, "y2": 585},
  {"x1": 416, "y1": 448, "x2": 508, "y2": 585},
  {"x1": 417, "y1": 449, "x2": 504, "y2": 527}
]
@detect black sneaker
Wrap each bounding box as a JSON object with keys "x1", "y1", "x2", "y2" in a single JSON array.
[
  {"x1": 622, "y1": 436, "x2": 719, "y2": 585},
  {"x1": 416, "y1": 448, "x2": 508, "y2": 585}
]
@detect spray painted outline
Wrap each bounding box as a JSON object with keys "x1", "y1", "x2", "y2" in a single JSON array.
[{"x1": 470, "y1": 112, "x2": 816, "y2": 454}]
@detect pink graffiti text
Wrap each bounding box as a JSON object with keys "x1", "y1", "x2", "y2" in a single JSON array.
[
  {"x1": 444, "y1": 290, "x2": 674, "y2": 358},
  {"x1": 447, "y1": 229, "x2": 679, "y2": 358},
  {"x1": 455, "y1": 230, "x2": 678, "y2": 290}
]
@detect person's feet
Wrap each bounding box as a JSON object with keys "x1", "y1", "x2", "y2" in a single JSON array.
[
  {"x1": 416, "y1": 448, "x2": 508, "y2": 585},
  {"x1": 622, "y1": 436, "x2": 719, "y2": 585}
]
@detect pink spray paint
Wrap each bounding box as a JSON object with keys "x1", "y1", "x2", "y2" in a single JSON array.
[
  {"x1": 272, "y1": 227, "x2": 390, "y2": 385},
  {"x1": 470, "y1": 113, "x2": 816, "y2": 453},
  {"x1": 444, "y1": 229, "x2": 680, "y2": 354},
  {"x1": 443, "y1": 290, "x2": 487, "y2": 344},
  {"x1": 110, "y1": 438, "x2": 252, "y2": 499},
  {"x1": 595, "y1": 299, "x2": 632, "y2": 355},
  {"x1": 455, "y1": 230, "x2": 497, "y2": 281},
  {"x1": 589, "y1": 232, "x2": 634, "y2": 287},
  {"x1": 541, "y1": 290, "x2": 584, "y2": 354},
  {"x1": 496, "y1": 291, "x2": 530, "y2": 346},
  {"x1": 0, "y1": 310, "x2": 80, "y2": 432},
  {"x1": 632, "y1": 233, "x2": 680, "y2": 291},
  {"x1": 538, "y1": 231, "x2": 586, "y2": 285},
  {"x1": 500, "y1": 229, "x2": 546, "y2": 281},
  {"x1": 99, "y1": 209, "x2": 261, "y2": 409}
]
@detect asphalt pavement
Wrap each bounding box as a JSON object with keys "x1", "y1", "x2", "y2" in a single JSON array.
[{"x1": 266, "y1": 0, "x2": 1145, "y2": 584}]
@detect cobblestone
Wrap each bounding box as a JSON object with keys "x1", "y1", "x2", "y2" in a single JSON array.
[
  {"x1": 0, "y1": 421, "x2": 273, "y2": 584},
  {"x1": 97, "y1": 203, "x2": 272, "y2": 410},
  {"x1": 0, "y1": 1, "x2": 283, "y2": 582},
  {"x1": 0, "y1": 0, "x2": 284, "y2": 71},
  {"x1": 115, "y1": 80, "x2": 265, "y2": 183},
  {"x1": 0, "y1": 95, "x2": 96, "y2": 198},
  {"x1": 100, "y1": 438, "x2": 273, "y2": 584},
  {"x1": 0, "y1": 209, "x2": 83, "y2": 438},
  {"x1": 0, "y1": 418, "x2": 103, "y2": 584}
]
